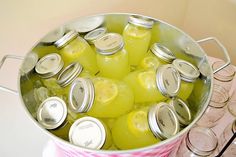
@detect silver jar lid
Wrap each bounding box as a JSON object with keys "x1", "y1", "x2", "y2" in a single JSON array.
[
  {"x1": 95, "y1": 33, "x2": 124, "y2": 55},
  {"x1": 20, "y1": 52, "x2": 38, "y2": 75},
  {"x1": 35, "y1": 53, "x2": 64, "y2": 78},
  {"x1": 66, "y1": 16, "x2": 104, "y2": 33},
  {"x1": 156, "y1": 64, "x2": 181, "y2": 97},
  {"x1": 151, "y1": 43, "x2": 176, "y2": 63},
  {"x1": 169, "y1": 98, "x2": 192, "y2": 126},
  {"x1": 148, "y1": 102, "x2": 180, "y2": 140},
  {"x1": 40, "y1": 27, "x2": 65, "y2": 45},
  {"x1": 37, "y1": 97, "x2": 67, "y2": 130},
  {"x1": 128, "y1": 15, "x2": 154, "y2": 29},
  {"x1": 172, "y1": 59, "x2": 200, "y2": 82},
  {"x1": 54, "y1": 30, "x2": 78, "y2": 49},
  {"x1": 69, "y1": 78, "x2": 95, "y2": 113},
  {"x1": 84, "y1": 27, "x2": 107, "y2": 44},
  {"x1": 57, "y1": 62, "x2": 83, "y2": 87},
  {"x1": 69, "y1": 116, "x2": 106, "y2": 149}
]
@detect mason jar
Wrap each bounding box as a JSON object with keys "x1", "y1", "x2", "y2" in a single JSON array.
[
  {"x1": 95, "y1": 33, "x2": 130, "y2": 79},
  {"x1": 172, "y1": 59, "x2": 200, "y2": 100},
  {"x1": 123, "y1": 15, "x2": 154, "y2": 67},
  {"x1": 168, "y1": 97, "x2": 192, "y2": 128},
  {"x1": 176, "y1": 126, "x2": 218, "y2": 157},
  {"x1": 138, "y1": 43, "x2": 176, "y2": 70},
  {"x1": 112, "y1": 103, "x2": 179, "y2": 150},
  {"x1": 123, "y1": 64, "x2": 181, "y2": 104},
  {"x1": 217, "y1": 119, "x2": 236, "y2": 157},
  {"x1": 54, "y1": 30, "x2": 99, "y2": 75},
  {"x1": 84, "y1": 27, "x2": 107, "y2": 51},
  {"x1": 69, "y1": 116, "x2": 112, "y2": 150},
  {"x1": 37, "y1": 97, "x2": 72, "y2": 140},
  {"x1": 212, "y1": 60, "x2": 235, "y2": 93},
  {"x1": 68, "y1": 77, "x2": 134, "y2": 118},
  {"x1": 197, "y1": 84, "x2": 229, "y2": 128}
]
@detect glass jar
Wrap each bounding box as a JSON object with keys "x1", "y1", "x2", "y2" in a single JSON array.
[
  {"x1": 84, "y1": 27, "x2": 107, "y2": 51},
  {"x1": 172, "y1": 59, "x2": 200, "y2": 100},
  {"x1": 95, "y1": 33, "x2": 130, "y2": 79},
  {"x1": 123, "y1": 64, "x2": 181, "y2": 104},
  {"x1": 227, "y1": 90, "x2": 236, "y2": 117},
  {"x1": 68, "y1": 77, "x2": 134, "y2": 118},
  {"x1": 138, "y1": 43, "x2": 176, "y2": 70},
  {"x1": 168, "y1": 97, "x2": 192, "y2": 128},
  {"x1": 54, "y1": 30, "x2": 99, "y2": 75},
  {"x1": 176, "y1": 126, "x2": 218, "y2": 157},
  {"x1": 69, "y1": 116, "x2": 112, "y2": 150},
  {"x1": 112, "y1": 103, "x2": 179, "y2": 150},
  {"x1": 217, "y1": 119, "x2": 236, "y2": 157},
  {"x1": 36, "y1": 97, "x2": 72, "y2": 140},
  {"x1": 197, "y1": 84, "x2": 229, "y2": 128},
  {"x1": 123, "y1": 15, "x2": 154, "y2": 66},
  {"x1": 32, "y1": 27, "x2": 65, "y2": 58},
  {"x1": 212, "y1": 60, "x2": 235, "y2": 92}
]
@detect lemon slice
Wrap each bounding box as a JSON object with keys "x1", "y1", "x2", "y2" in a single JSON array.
[
  {"x1": 140, "y1": 56, "x2": 159, "y2": 69},
  {"x1": 94, "y1": 78, "x2": 118, "y2": 103},
  {"x1": 128, "y1": 110, "x2": 149, "y2": 136},
  {"x1": 138, "y1": 70, "x2": 156, "y2": 89}
]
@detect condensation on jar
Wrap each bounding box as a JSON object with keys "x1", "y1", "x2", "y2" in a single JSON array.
[
  {"x1": 123, "y1": 15, "x2": 154, "y2": 67},
  {"x1": 69, "y1": 116, "x2": 112, "y2": 150},
  {"x1": 95, "y1": 33, "x2": 130, "y2": 79},
  {"x1": 123, "y1": 64, "x2": 181, "y2": 104},
  {"x1": 54, "y1": 30, "x2": 99, "y2": 75},
  {"x1": 112, "y1": 102, "x2": 180, "y2": 150},
  {"x1": 172, "y1": 59, "x2": 200, "y2": 100},
  {"x1": 68, "y1": 77, "x2": 134, "y2": 118},
  {"x1": 138, "y1": 43, "x2": 176, "y2": 70}
]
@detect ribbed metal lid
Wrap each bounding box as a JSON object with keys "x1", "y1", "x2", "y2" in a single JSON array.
[
  {"x1": 69, "y1": 116, "x2": 106, "y2": 149},
  {"x1": 84, "y1": 27, "x2": 107, "y2": 44},
  {"x1": 169, "y1": 98, "x2": 192, "y2": 126},
  {"x1": 172, "y1": 59, "x2": 200, "y2": 82},
  {"x1": 57, "y1": 62, "x2": 83, "y2": 87},
  {"x1": 151, "y1": 43, "x2": 176, "y2": 63},
  {"x1": 95, "y1": 33, "x2": 124, "y2": 55},
  {"x1": 35, "y1": 53, "x2": 64, "y2": 78},
  {"x1": 148, "y1": 102, "x2": 180, "y2": 140},
  {"x1": 20, "y1": 52, "x2": 38, "y2": 74},
  {"x1": 37, "y1": 97, "x2": 67, "y2": 130},
  {"x1": 69, "y1": 78, "x2": 94, "y2": 113},
  {"x1": 156, "y1": 64, "x2": 181, "y2": 97},
  {"x1": 128, "y1": 15, "x2": 154, "y2": 29},
  {"x1": 40, "y1": 27, "x2": 65, "y2": 45},
  {"x1": 54, "y1": 30, "x2": 78, "y2": 49},
  {"x1": 66, "y1": 16, "x2": 104, "y2": 33}
]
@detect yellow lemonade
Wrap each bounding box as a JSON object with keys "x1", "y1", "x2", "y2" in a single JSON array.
[
  {"x1": 123, "y1": 16, "x2": 153, "y2": 66},
  {"x1": 178, "y1": 81, "x2": 194, "y2": 100},
  {"x1": 95, "y1": 33, "x2": 130, "y2": 79},
  {"x1": 55, "y1": 31, "x2": 99, "y2": 75},
  {"x1": 69, "y1": 77, "x2": 134, "y2": 118},
  {"x1": 112, "y1": 107, "x2": 159, "y2": 150},
  {"x1": 88, "y1": 77, "x2": 134, "y2": 118},
  {"x1": 138, "y1": 43, "x2": 176, "y2": 70},
  {"x1": 123, "y1": 69, "x2": 166, "y2": 103}
]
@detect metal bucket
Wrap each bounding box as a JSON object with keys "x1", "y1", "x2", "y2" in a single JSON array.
[{"x1": 0, "y1": 13, "x2": 231, "y2": 157}]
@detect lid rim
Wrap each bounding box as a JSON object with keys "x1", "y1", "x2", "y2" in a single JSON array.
[
  {"x1": 128, "y1": 15, "x2": 154, "y2": 29},
  {"x1": 151, "y1": 43, "x2": 176, "y2": 63},
  {"x1": 54, "y1": 30, "x2": 78, "y2": 49}
]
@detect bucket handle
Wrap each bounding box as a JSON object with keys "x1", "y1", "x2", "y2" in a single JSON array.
[
  {"x1": 197, "y1": 37, "x2": 231, "y2": 74},
  {"x1": 0, "y1": 55, "x2": 24, "y2": 95}
]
